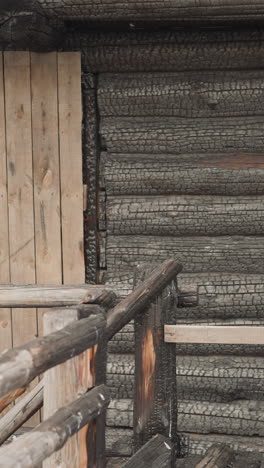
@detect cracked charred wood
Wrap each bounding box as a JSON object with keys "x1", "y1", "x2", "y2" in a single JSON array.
[
  {"x1": 0, "y1": 0, "x2": 32, "y2": 11},
  {"x1": 122, "y1": 434, "x2": 173, "y2": 468},
  {"x1": 105, "y1": 195, "x2": 264, "y2": 236},
  {"x1": 106, "y1": 399, "x2": 264, "y2": 437},
  {"x1": 106, "y1": 354, "x2": 264, "y2": 403},
  {"x1": 106, "y1": 259, "x2": 182, "y2": 341},
  {"x1": 133, "y1": 277, "x2": 178, "y2": 454},
  {"x1": 0, "y1": 385, "x2": 110, "y2": 468},
  {"x1": 98, "y1": 71, "x2": 264, "y2": 118},
  {"x1": 38, "y1": 1, "x2": 264, "y2": 22},
  {"x1": 0, "y1": 11, "x2": 62, "y2": 51},
  {"x1": 0, "y1": 306, "x2": 105, "y2": 399},
  {"x1": 101, "y1": 117, "x2": 264, "y2": 155},
  {"x1": 105, "y1": 235, "x2": 264, "y2": 275},
  {"x1": 177, "y1": 444, "x2": 235, "y2": 468},
  {"x1": 100, "y1": 153, "x2": 264, "y2": 196}
]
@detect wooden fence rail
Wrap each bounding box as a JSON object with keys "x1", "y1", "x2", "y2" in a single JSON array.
[{"x1": 0, "y1": 259, "x2": 185, "y2": 468}]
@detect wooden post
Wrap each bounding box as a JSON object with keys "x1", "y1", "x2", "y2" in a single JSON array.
[
  {"x1": 43, "y1": 305, "x2": 108, "y2": 468},
  {"x1": 133, "y1": 264, "x2": 178, "y2": 464}
]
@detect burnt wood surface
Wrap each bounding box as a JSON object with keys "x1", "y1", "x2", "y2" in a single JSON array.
[
  {"x1": 78, "y1": 29, "x2": 264, "y2": 73},
  {"x1": 0, "y1": 385, "x2": 110, "y2": 468},
  {"x1": 100, "y1": 153, "x2": 264, "y2": 196},
  {"x1": 123, "y1": 434, "x2": 173, "y2": 468},
  {"x1": 0, "y1": 306, "x2": 105, "y2": 399},
  {"x1": 103, "y1": 195, "x2": 264, "y2": 236},
  {"x1": 101, "y1": 117, "x2": 264, "y2": 154},
  {"x1": 98, "y1": 71, "x2": 264, "y2": 118},
  {"x1": 179, "y1": 444, "x2": 235, "y2": 468}
]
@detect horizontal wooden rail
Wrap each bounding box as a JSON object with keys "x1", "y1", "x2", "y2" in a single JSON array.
[
  {"x1": 0, "y1": 306, "x2": 105, "y2": 399},
  {"x1": 106, "y1": 259, "x2": 182, "y2": 340},
  {"x1": 0, "y1": 384, "x2": 110, "y2": 468},
  {"x1": 0, "y1": 284, "x2": 115, "y2": 308},
  {"x1": 165, "y1": 325, "x2": 264, "y2": 345}
]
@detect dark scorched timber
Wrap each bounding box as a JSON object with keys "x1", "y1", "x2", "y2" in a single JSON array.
[
  {"x1": 101, "y1": 117, "x2": 264, "y2": 154},
  {"x1": 100, "y1": 153, "x2": 264, "y2": 196},
  {"x1": 98, "y1": 71, "x2": 264, "y2": 118},
  {"x1": 104, "y1": 195, "x2": 264, "y2": 236}
]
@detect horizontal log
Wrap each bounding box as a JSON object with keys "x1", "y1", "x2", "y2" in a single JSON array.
[
  {"x1": 38, "y1": 1, "x2": 264, "y2": 22},
  {"x1": 122, "y1": 434, "x2": 173, "y2": 468},
  {"x1": 98, "y1": 71, "x2": 264, "y2": 118},
  {"x1": 0, "y1": 306, "x2": 105, "y2": 399},
  {"x1": 0, "y1": 0, "x2": 32, "y2": 10},
  {"x1": 0, "y1": 385, "x2": 110, "y2": 468},
  {"x1": 106, "y1": 259, "x2": 182, "y2": 340},
  {"x1": 107, "y1": 354, "x2": 264, "y2": 402},
  {"x1": 101, "y1": 117, "x2": 264, "y2": 154},
  {"x1": 105, "y1": 428, "x2": 264, "y2": 458},
  {"x1": 0, "y1": 381, "x2": 43, "y2": 445},
  {"x1": 0, "y1": 284, "x2": 116, "y2": 308},
  {"x1": 106, "y1": 399, "x2": 264, "y2": 437},
  {"x1": 106, "y1": 235, "x2": 264, "y2": 274},
  {"x1": 105, "y1": 195, "x2": 264, "y2": 236},
  {"x1": 100, "y1": 153, "x2": 264, "y2": 196}
]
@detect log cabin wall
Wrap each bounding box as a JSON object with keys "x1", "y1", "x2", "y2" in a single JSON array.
[{"x1": 80, "y1": 28, "x2": 264, "y2": 458}]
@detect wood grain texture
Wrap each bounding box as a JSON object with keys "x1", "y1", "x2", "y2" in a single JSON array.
[
  {"x1": 0, "y1": 52, "x2": 12, "y2": 353},
  {"x1": 106, "y1": 399, "x2": 264, "y2": 437},
  {"x1": 165, "y1": 325, "x2": 264, "y2": 344},
  {"x1": 39, "y1": 1, "x2": 264, "y2": 22},
  {"x1": 100, "y1": 153, "x2": 264, "y2": 196},
  {"x1": 98, "y1": 71, "x2": 264, "y2": 118},
  {"x1": 101, "y1": 117, "x2": 264, "y2": 154},
  {"x1": 104, "y1": 195, "x2": 264, "y2": 236},
  {"x1": 78, "y1": 29, "x2": 264, "y2": 73},
  {"x1": 123, "y1": 434, "x2": 173, "y2": 468},
  {"x1": 107, "y1": 354, "x2": 264, "y2": 403},
  {"x1": 58, "y1": 52, "x2": 84, "y2": 284},
  {"x1": 105, "y1": 236, "x2": 264, "y2": 275}
]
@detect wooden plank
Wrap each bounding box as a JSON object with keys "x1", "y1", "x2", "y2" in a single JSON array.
[
  {"x1": 0, "y1": 305, "x2": 106, "y2": 399},
  {"x1": 0, "y1": 385, "x2": 110, "y2": 468},
  {"x1": 0, "y1": 284, "x2": 112, "y2": 307},
  {"x1": 31, "y1": 52, "x2": 62, "y2": 338},
  {"x1": 4, "y1": 51, "x2": 38, "y2": 424},
  {"x1": 58, "y1": 52, "x2": 84, "y2": 284},
  {"x1": 0, "y1": 51, "x2": 12, "y2": 353},
  {"x1": 123, "y1": 434, "x2": 173, "y2": 468},
  {"x1": 165, "y1": 325, "x2": 264, "y2": 345}
]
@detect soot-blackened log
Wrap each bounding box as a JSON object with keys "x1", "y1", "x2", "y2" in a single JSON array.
[
  {"x1": 178, "y1": 444, "x2": 235, "y2": 468},
  {"x1": 0, "y1": 305, "x2": 105, "y2": 399},
  {"x1": 105, "y1": 195, "x2": 264, "y2": 236},
  {"x1": 100, "y1": 153, "x2": 264, "y2": 196},
  {"x1": 123, "y1": 434, "x2": 173, "y2": 468},
  {"x1": 0, "y1": 385, "x2": 110, "y2": 468},
  {"x1": 133, "y1": 265, "x2": 178, "y2": 459},
  {"x1": 106, "y1": 259, "x2": 182, "y2": 340},
  {"x1": 98, "y1": 71, "x2": 264, "y2": 118},
  {"x1": 101, "y1": 117, "x2": 264, "y2": 155},
  {"x1": 77, "y1": 29, "x2": 264, "y2": 73},
  {"x1": 38, "y1": 1, "x2": 264, "y2": 22}
]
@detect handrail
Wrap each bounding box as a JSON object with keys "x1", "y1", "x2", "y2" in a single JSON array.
[{"x1": 0, "y1": 259, "x2": 184, "y2": 468}]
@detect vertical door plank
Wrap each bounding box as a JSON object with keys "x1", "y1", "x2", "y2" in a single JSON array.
[
  {"x1": 0, "y1": 52, "x2": 12, "y2": 352},
  {"x1": 4, "y1": 52, "x2": 38, "y2": 424},
  {"x1": 31, "y1": 52, "x2": 62, "y2": 338},
  {"x1": 58, "y1": 52, "x2": 85, "y2": 284}
]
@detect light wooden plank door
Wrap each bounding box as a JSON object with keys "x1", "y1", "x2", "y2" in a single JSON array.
[{"x1": 1, "y1": 52, "x2": 84, "y2": 425}]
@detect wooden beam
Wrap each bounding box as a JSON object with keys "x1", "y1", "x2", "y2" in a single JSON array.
[
  {"x1": 165, "y1": 325, "x2": 264, "y2": 345},
  {"x1": 0, "y1": 284, "x2": 114, "y2": 308},
  {"x1": 0, "y1": 381, "x2": 43, "y2": 445},
  {"x1": 178, "y1": 444, "x2": 235, "y2": 468},
  {"x1": 123, "y1": 434, "x2": 173, "y2": 468},
  {"x1": 106, "y1": 259, "x2": 182, "y2": 340},
  {"x1": 0, "y1": 306, "x2": 105, "y2": 399},
  {"x1": 0, "y1": 385, "x2": 110, "y2": 468}
]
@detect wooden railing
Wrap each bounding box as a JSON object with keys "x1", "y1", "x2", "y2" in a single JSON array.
[{"x1": 0, "y1": 259, "x2": 194, "y2": 468}]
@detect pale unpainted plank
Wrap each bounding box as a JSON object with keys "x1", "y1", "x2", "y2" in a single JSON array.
[
  {"x1": 0, "y1": 51, "x2": 12, "y2": 352},
  {"x1": 31, "y1": 52, "x2": 62, "y2": 338},
  {"x1": 58, "y1": 52, "x2": 84, "y2": 284},
  {"x1": 4, "y1": 51, "x2": 39, "y2": 425},
  {"x1": 165, "y1": 325, "x2": 264, "y2": 345}
]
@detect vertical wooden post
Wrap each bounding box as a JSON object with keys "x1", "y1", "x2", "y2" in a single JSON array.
[
  {"x1": 43, "y1": 305, "x2": 107, "y2": 468},
  {"x1": 133, "y1": 266, "x2": 178, "y2": 465}
]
